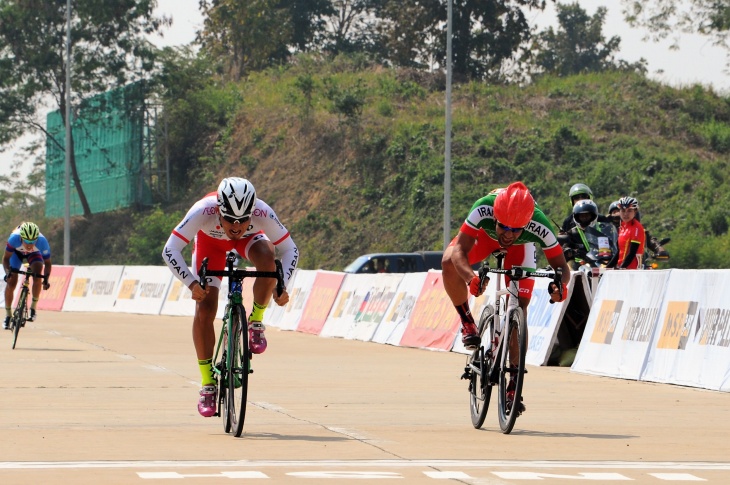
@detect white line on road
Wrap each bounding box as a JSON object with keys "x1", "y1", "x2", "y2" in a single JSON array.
[{"x1": 0, "y1": 460, "x2": 729, "y2": 470}]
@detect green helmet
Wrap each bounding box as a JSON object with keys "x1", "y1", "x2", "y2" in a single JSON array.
[
  {"x1": 19, "y1": 222, "x2": 40, "y2": 241},
  {"x1": 568, "y1": 183, "x2": 593, "y2": 205}
]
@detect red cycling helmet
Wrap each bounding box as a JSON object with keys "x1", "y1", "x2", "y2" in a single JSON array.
[{"x1": 493, "y1": 181, "x2": 535, "y2": 229}]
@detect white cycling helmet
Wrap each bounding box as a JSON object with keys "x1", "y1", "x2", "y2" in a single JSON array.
[{"x1": 217, "y1": 177, "x2": 256, "y2": 220}]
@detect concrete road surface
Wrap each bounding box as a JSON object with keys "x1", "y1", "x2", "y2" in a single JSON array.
[{"x1": 0, "y1": 312, "x2": 728, "y2": 484}]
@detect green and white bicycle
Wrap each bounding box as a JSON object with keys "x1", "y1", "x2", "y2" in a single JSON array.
[{"x1": 198, "y1": 252, "x2": 284, "y2": 437}]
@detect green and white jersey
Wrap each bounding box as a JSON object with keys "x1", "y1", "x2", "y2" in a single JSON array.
[{"x1": 460, "y1": 189, "x2": 563, "y2": 259}]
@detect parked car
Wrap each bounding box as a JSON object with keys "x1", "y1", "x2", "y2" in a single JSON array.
[{"x1": 343, "y1": 251, "x2": 444, "y2": 274}]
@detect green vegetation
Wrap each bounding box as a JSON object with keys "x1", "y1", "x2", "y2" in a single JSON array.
[{"x1": 4, "y1": 57, "x2": 730, "y2": 270}]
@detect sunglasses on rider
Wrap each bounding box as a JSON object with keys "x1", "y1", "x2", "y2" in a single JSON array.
[
  {"x1": 221, "y1": 214, "x2": 250, "y2": 225},
  {"x1": 497, "y1": 222, "x2": 525, "y2": 233},
  {"x1": 22, "y1": 238, "x2": 37, "y2": 245}
]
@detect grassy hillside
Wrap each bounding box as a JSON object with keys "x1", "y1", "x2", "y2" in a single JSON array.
[{"x1": 46, "y1": 59, "x2": 730, "y2": 269}]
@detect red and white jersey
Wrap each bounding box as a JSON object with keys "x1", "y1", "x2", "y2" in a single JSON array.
[{"x1": 163, "y1": 193, "x2": 298, "y2": 288}]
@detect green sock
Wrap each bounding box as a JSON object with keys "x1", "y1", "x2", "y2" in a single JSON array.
[
  {"x1": 5, "y1": 307, "x2": 10, "y2": 318},
  {"x1": 31, "y1": 298, "x2": 39, "y2": 310},
  {"x1": 198, "y1": 358, "x2": 215, "y2": 386},
  {"x1": 249, "y1": 302, "x2": 266, "y2": 322}
]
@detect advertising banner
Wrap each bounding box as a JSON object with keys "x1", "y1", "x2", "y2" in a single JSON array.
[
  {"x1": 110, "y1": 266, "x2": 173, "y2": 315},
  {"x1": 37, "y1": 265, "x2": 75, "y2": 311},
  {"x1": 62, "y1": 266, "x2": 125, "y2": 312},
  {"x1": 525, "y1": 271, "x2": 587, "y2": 366},
  {"x1": 296, "y1": 271, "x2": 345, "y2": 335},
  {"x1": 641, "y1": 269, "x2": 730, "y2": 391},
  {"x1": 160, "y1": 278, "x2": 195, "y2": 317},
  {"x1": 320, "y1": 273, "x2": 403, "y2": 341},
  {"x1": 267, "y1": 269, "x2": 316, "y2": 331},
  {"x1": 400, "y1": 271, "x2": 461, "y2": 351},
  {"x1": 371, "y1": 273, "x2": 428, "y2": 346},
  {"x1": 572, "y1": 270, "x2": 670, "y2": 379}
]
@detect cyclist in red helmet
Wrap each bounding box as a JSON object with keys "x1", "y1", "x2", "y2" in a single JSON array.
[{"x1": 442, "y1": 181, "x2": 571, "y2": 380}]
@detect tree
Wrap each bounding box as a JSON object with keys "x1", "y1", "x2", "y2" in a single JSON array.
[
  {"x1": 531, "y1": 2, "x2": 640, "y2": 76},
  {"x1": 352, "y1": 0, "x2": 553, "y2": 80},
  {"x1": 198, "y1": 0, "x2": 333, "y2": 79},
  {"x1": 0, "y1": 0, "x2": 169, "y2": 218},
  {"x1": 622, "y1": 0, "x2": 730, "y2": 60}
]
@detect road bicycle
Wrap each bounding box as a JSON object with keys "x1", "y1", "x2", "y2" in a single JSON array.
[
  {"x1": 198, "y1": 252, "x2": 284, "y2": 437},
  {"x1": 8, "y1": 267, "x2": 44, "y2": 350},
  {"x1": 462, "y1": 250, "x2": 563, "y2": 433}
]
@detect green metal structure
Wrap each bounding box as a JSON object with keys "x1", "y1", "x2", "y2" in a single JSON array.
[{"x1": 45, "y1": 82, "x2": 156, "y2": 218}]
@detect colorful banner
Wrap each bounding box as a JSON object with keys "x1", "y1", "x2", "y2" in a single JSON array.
[
  {"x1": 37, "y1": 265, "x2": 75, "y2": 311},
  {"x1": 320, "y1": 273, "x2": 403, "y2": 341},
  {"x1": 572, "y1": 270, "x2": 670, "y2": 379},
  {"x1": 62, "y1": 265, "x2": 124, "y2": 312},
  {"x1": 399, "y1": 271, "x2": 461, "y2": 351},
  {"x1": 267, "y1": 269, "x2": 316, "y2": 331},
  {"x1": 371, "y1": 273, "x2": 428, "y2": 346},
  {"x1": 296, "y1": 271, "x2": 345, "y2": 335},
  {"x1": 641, "y1": 269, "x2": 730, "y2": 391}
]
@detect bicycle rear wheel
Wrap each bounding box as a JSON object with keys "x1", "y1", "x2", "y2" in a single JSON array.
[
  {"x1": 469, "y1": 305, "x2": 495, "y2": 429},
  {"x1": 227, "y1": 306, "x2": 250, "y2": 437},
  {"x1": 11, "y1": 288, "x2": 28, "y2": 350},
  {"x1": 497, "y1": 307, "x2": 527, "y2": 434}
]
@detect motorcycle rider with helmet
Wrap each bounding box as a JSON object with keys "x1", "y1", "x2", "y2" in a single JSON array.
[{"x1": 558, "y1": 199, "x2": 618, "y2": 271}]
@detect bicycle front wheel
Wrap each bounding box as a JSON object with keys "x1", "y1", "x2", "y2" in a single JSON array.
[
  {"x1": 497, "y1": 307, "x2": 527, "y2": 434},
  {"x1": 469, "y1": 305, "x2": 495, "y2": 429},
  {"x1": 227, "y1": 305, "x2": 250, "y2": 437},
  {"x1": 11, "y1": 288, "x2": 28, "y2": 350}
]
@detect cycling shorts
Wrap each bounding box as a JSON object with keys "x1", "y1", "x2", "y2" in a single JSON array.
[
  {"x1": 9, "y1": 251, "x2": 44, "y2": 271},
  {"x1": 449, "y1": 233, "x2": 537, "y2": 299},
  {"x1": 192, "y1": 230, "x2": 270, "y2": 290}
]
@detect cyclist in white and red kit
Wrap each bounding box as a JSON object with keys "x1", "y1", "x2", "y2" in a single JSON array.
[{"x1": 163, "y1": 177, "x2": 299, "y2": 417}]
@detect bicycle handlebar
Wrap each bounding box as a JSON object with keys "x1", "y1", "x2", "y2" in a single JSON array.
[
  {"x1": 198, "y1": 252, "x2": 285, "y2": 298},
  {"x1": 478, "y1": 252, "x2": 564, "y2": 304},
  {"x1": 9, "y1": 268, "x2": 46, "y2": 281}
]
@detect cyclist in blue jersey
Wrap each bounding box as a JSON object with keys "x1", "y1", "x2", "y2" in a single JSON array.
[{"x1": 3, "y1": 222, "x2": 52, "y2": 329}]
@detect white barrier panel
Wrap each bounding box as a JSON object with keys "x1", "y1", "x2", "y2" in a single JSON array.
[
  {"x1": 525, "y1": 271, "x2": 587, "y2": 366},
  {"x1": 160, "y1": 278, "x2": 195, "y2": 317},
  {"x1": 266, "y1": 269, "x2": 317, "y2": 330},
  {"x1": 320, "y1": 273, "x2": 404, "y2": 341},
  {"x1": 0, "y1": 267, "x2": 6, "y2": 307},
  {"x1": 110, "y1": 266, "x2": 173, "y2": 315},
  {"x1": 371, "y1": 273, "x2": 428, "y2": 346},
  {"x1": 62, "y1": 266, "x2": 125, "y2": 312},
  {"x1": 572, "y1": 270, "x2": 670, "y2": 379},
  {"x1": 641, "y1": 269, "x2": 730, "y2": 391}
]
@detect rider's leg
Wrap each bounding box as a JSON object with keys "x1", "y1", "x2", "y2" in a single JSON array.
[
  {"x1": 246, "y1": 238, "x2": 277, "y2": 314},
  {"x1": 193, "y1": 287, "x2": 220, "y2": 383},
  {"x1": 28, "y1": 261, "x2": 44, "y2": 318}
]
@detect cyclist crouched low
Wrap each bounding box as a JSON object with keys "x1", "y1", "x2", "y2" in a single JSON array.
[
  {"x1": 441, "y1": 182, "x2": 571, "y2": 412},
  {"x1": 3, "y1": 222, "x2": 52, "y2": 329},
  {"x1": 162, "y1": 177, "x2": 299, "y2": 417}
]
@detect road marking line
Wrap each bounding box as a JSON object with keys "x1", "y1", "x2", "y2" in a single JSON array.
[{"x1": 1, "y1": 460, "x2": 729, "y2": 470}]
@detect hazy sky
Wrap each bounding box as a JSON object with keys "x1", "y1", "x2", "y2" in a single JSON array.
[{"x1": 2, "y1": 0, "x2": 727, "y2": 176}]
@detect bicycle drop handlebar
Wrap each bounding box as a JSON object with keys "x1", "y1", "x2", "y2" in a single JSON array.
[
  {"x1": 9, "y1": 268, "x2": 47, "y2": 281},
  {"x1": 478, "y1": 254, "x2": 564, "y2": 304},
  {"x1": 197, "y1": 252, "x2": 285, "y2": 298}
]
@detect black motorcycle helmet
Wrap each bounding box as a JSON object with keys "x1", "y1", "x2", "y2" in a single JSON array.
[{"x1": 572, "y1": 199, "x2": 598, "y2": 229}]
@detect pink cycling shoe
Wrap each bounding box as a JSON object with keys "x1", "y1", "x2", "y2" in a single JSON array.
[
  {"x1": 198, "y1": 385, "x2": 217, "y2": 417},
  {"x1": 249, "y1": 322, "x2": 267, "y2": 354}
]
